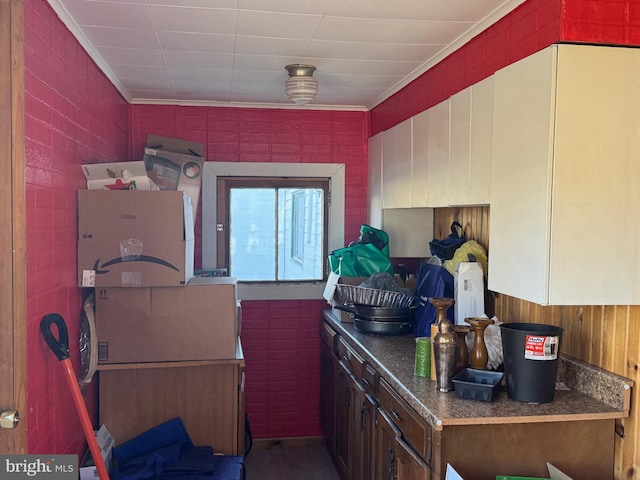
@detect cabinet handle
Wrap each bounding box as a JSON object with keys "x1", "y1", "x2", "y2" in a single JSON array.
[
  {"x1": 390, "y1": 409, "x2": 402, "y2": 422},
  {"x1": 342, "y1": 355, "x2": 350, "y2": 364},
  {"x1": 361, "y1": 377, "x2": 369, "y2": 386}
]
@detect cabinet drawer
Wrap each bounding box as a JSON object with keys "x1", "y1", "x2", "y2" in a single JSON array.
[
  {"x1": 378, "y1": 377, "x2": 431, "y2": 463},
  {"x1": 337, "y1": 337, "x2": 365, "y2": 379},
  {"x1": 320, "y1": 321, "x2": 338, "y2": 352}
]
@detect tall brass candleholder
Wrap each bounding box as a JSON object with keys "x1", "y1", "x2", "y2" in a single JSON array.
[
  {"x1": 465, "y1": 317, "x2": 495, "y2": 370},
  {"x1": 428, "y1": 298, "x2": 454, "y2": 380},
  {"x1": 453, "y1": 325, "x2": 472, "y2": 372}
]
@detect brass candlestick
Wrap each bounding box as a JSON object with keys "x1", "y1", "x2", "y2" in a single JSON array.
[
  {"x1": 429, "y1": 297, "x2": 457, "y2": 392},
  {"x1": 453, "y1": 325, "x2": 472, "y2": 371},
  {"x1": 428, "y1": 298, "x2": 454, "y2": 380},
  {"x1": 465, "y1": 317, "x2": 495, "y2": 370}
]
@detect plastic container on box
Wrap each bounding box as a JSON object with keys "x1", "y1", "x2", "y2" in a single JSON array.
[{"x1": 452, "y1": 368, "x2": 503, "y2": 402}]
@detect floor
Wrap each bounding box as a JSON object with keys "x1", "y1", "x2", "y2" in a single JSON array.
[{"x1": 244, "y1": 445, "x2": 340, "y2": 480}]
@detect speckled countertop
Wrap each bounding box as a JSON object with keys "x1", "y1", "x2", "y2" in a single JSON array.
[{"x1": 324, "y1": 310, "x2": 633, "y2": 432}]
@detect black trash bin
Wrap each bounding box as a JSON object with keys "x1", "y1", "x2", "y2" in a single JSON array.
[{"x1": 500, "y1": 323, "x2": 563, "y2": 403}]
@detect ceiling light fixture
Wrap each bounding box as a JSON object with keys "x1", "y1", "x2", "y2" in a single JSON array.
[{"x1": 285, "y1": 64, "x2": 318, "y2": 105}]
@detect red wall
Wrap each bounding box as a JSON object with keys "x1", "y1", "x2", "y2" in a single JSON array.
[
  {"x1": 130, "y1": 105, "x2": 369, "y2": 438},
  {"x1": 23, "y1": 0, "x2": 129, "y2": 454}
]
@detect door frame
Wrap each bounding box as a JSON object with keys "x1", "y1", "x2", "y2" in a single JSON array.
[{"x1": 0, "y1": 0, "x2": 28, "y2": 453}]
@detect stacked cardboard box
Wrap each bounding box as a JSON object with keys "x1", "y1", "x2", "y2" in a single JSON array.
[{"x1": 77, "y1": 137, "x2": 240, "y2": 365}]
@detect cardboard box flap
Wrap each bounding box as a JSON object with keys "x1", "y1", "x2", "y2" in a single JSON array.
[
  {"x1": 82, "y1": 161, "x2": 157, "y2": 191},
  {"x1": 146, "y1": 134, "x2": 204, "y2": 157}
]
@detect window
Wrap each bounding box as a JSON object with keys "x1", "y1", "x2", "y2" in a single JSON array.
[
  {"x1": 217, "y1": 177, "x2": 328, "y2": 282},
  {"x1": 202, "y1": 162, "x2": 345, "y2": 300}
]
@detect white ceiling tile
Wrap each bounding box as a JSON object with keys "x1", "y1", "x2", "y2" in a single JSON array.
[
  {"x1": 157, "y1": 31, "x2": 236, "y2": 53},
  {"x1": 314, "y1": 17, "x2": 406, "y2": 43},
  {"x1": 238, "y1": 0, "x2": 327, "y2": 15},
  {"x1": 165, "y1": 50, "x2": 234, "y2": 69},
  {"x1": 97, "y1": 46, "x2": 167, "y2": 66},
  {"x1": 171, "y1": 66, "x2": 234, "y2": 83},
  {"x1": 82, "y1": 26, "x2": 161, "y2": 49},
  {"x1": 110, "y1": 64, "x2": 173, "y2": 80},
  {"x1": 121, "y1": 76, "x2": 176, "y2": 90},
  {"x1": 150, "y1": 0, "x2": 238, "y2": 7},
  {"x1": 150, "y1": 5, "x2": 238, "y2": 34},
  {"x1": 385, "y1": 19, "x2": 475, "y2": 44},
  {"x1": 305, "y1": 40, "x2": 444, "y2": 62},
  {"x1": 236, "y1": 10, "x2": 322, "y2": 39},
  {"x1": 233, "y1": 54, "x2": 308, "y2": 72},
  {"x1": 235, "y1": 36, "x2": 308, "y2": 58},
  {"x1": 60, "y1": 0, "x2": 154, "y2": 28}
]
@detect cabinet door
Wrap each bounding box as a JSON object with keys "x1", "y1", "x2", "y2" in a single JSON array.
[
  {"x1": 374, "y1": 408, "x2": 401, "y2": 480},
  {"x1": 99, "y1": 363, "x2": 242, "y2": 455},
  {"x1": 490, "y1": 43, "x2": 640, "y2": 305},
  {"x1": 468, "y1": 75, "x2": 493, "y2": 205},
  {"x1": 335, "y1": 361, "x2": 352, "y2": 479},
  {"x1": 361, "y1": 393, "x2": 377, "y2": 480},
  {"x1": 449, "y1": 86, "x2": 472, "y2": 206},
  {"x1": 489, "y1": 45, "x2": 556, "y2": 304},
  {"x1": 427, "y1": 99, "x2": 450, "y2": 207},
  {"x1": 368, "y1": 132, "x2": 383, "y2": 228},
  {"x1": 394, "y1": 436, "x2": 430, "y2": 480},
  {"x1": 411, "y1": 109, "x2": 430, "y2": 207},
  {"x1": 549, "y1": 44, "x2": 640, "y2": 304},
  {"x1": 450, "y1": 77, "x2": 493, "y2": 206},
  {"x1": 348, "y1": 372, "x2": 367, "y2": 480},
  {"x1": 320, "y1": 340, "x2": 337, "y2": 455},
  {"x1": 382, "y1": 119, "x2": 413, "y2": 209}
]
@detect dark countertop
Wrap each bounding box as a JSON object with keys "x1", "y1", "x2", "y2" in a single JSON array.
[{"x1": 323, "y1": 310, "x2": 633, "y2": 431}]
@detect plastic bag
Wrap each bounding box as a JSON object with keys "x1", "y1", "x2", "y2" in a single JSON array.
[
  {"x1": 443, "y1": 240, "x2": 488, "y2": 276},
  {"x1": 412, "y1": 260, "x2": 454, "y2": 337},
  {"x1": 429, "y1": 221, "x2": 466, "y2": 260},
  {"x1": 328, "y1": 225, "x2": 394, "y2": 277}
]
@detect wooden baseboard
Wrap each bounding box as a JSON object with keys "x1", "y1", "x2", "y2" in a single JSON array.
[{"x1": 251, "y1": 436, "x2": 326, "y2": 450}]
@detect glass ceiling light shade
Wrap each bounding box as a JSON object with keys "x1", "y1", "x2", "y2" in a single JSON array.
[{"x1": 285, "y1": 64, "x2": 318, "y2": 105}]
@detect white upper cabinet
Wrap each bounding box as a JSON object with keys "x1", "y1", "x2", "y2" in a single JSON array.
[
  {"x1": 426, "y1": 99, "x2": 450, "y2": 207},
  {"x1": 367, "y1": 132, "x2": 383, "y2": 229},
  {"x1": 449, "y1": 76, "x2": 493, "y2": 206},
  {"x1": 411, "y1": 109, "x2": 430, "y2": 207},
  {"x1": 489, "y1": 44, "x2": 640, "y2": 305},
  {"x1": 382, "y1": 118, "x2": 413, "y2": 209}
]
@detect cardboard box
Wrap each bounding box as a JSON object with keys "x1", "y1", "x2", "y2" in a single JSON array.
[
  {"x1": 82, "y1": 161, "x2": 158, "y2": 191},
  {"x1": 95, "y1": 277, "x2": 239, "y2": 364},
  {"x1": 144, "y1": 134, "x2": 204, "y2": 222},
  {"x1": 79, "y1": 424, "x2": 114, "y2": 479},
  {"x1": 323, "y1": 272, "x2": 369, "y2": 322},
  {"x1": 78, "y1": 190, "x2": 194, "y2": 288}
]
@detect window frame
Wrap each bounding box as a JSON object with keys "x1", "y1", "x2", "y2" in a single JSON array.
[
  {"x1": 216, "y1": 176, "x2": 329, "y2": 282},
  {"x1": 202, "y1": 162, "x2": 345, "y2": 301}
]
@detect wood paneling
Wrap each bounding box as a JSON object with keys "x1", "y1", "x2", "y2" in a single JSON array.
[
  {"x1": 434, "y1": 207, "x2": 640, "y2": 479},
  {"x1": 0, "y1": 0, "x2": 27, "y2": 454}
]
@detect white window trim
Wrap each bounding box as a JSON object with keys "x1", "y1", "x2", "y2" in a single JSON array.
[{"x1": 202, "y1": 162, "x2": 345, "y2": 301}]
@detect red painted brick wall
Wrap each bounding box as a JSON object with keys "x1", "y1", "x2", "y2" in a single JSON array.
[
  {"x1": 130, "y1": 105, "x2": 369, "y2": 438},
  {"x1": 24, "y1": 0, "x2": 129, "y2": 454}
]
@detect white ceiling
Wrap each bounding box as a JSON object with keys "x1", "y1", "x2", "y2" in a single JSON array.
[{"x1": 48, "y1": 0, "x2": 524, "y2": 110}]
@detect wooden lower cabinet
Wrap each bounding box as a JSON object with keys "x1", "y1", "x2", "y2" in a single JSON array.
[
  {"x1": 99, "y1": 358, "x2": 245, "y2": 455},
  {"x1": 325, "y1": 324, "x2": 429, "y2": 480}
]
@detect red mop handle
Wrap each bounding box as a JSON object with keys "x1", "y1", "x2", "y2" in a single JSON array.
[{"x1": 40, "y1": 314, "x2": 110, "y2": 480}]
